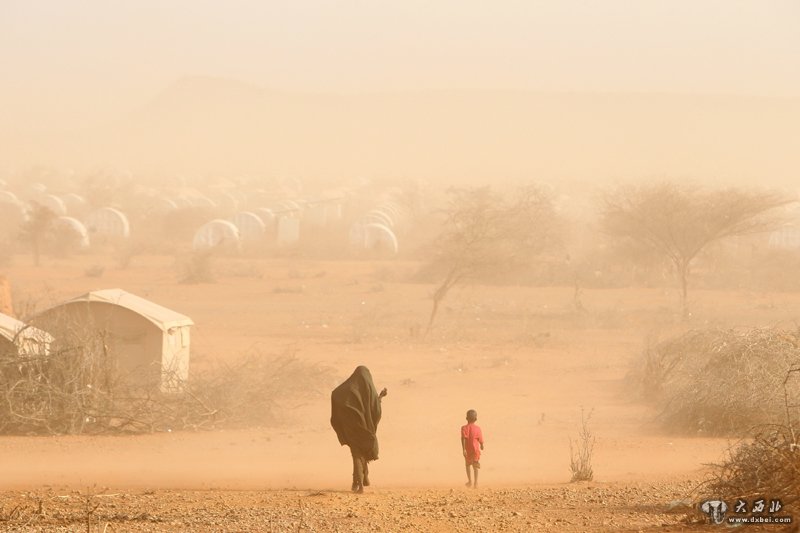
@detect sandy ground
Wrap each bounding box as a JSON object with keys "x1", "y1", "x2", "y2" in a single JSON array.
[
  {"x1": 2, "y1": 253, "x2": 798, "y2": 531},
  {"x1": 0, "y1": 482, "x2": 719, "y2": 532}
]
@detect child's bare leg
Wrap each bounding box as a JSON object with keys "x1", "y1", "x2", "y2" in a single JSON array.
[
  {"x1": 473, "y1": 465, "x2": 479, "y2": 488},
  {"x1": 465, "y1": 464, "x2": 472, "y2": 487}
]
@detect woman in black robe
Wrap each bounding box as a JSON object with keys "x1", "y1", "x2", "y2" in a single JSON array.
[{"x1": 330, "y1": 366, "x2": 387, "y2": 493}]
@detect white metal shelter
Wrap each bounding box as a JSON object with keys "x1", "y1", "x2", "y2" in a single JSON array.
[
  {"x1": 34, "y1": 289, "x2": 193, "y2": 392},
  {"x1": 0, "y1": 313, "x2": 53, "y2": 356}
]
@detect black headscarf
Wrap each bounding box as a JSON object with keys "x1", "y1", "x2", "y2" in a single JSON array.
[{"x1": 330, "y1": 366, "x2": 382, "y2": 461}]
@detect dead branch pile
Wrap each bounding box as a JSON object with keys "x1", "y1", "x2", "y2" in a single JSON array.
[
  {"x1": 632, "y1": 327, "x2": 800, "y2": 435},
  {"x1": 706, "y1": 423, "x2": 799, "y2": 515},
  {"x1": 186, "y1": 353, "x2": 335, "y2": 430},
  {"x1": 705, "y1": 366, "x2": 800, "y2": 514},
  {"x1": 0, "y1": 343, "x2": 333, "y2": 435}
]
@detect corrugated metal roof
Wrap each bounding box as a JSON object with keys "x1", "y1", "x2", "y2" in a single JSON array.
[{"x1": 64, "y1": 289, "x2": 193, "y2": 332}]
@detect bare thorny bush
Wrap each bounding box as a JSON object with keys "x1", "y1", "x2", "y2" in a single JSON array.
[
  {"x1": 703, "y1": 366, "x2": 800, "y2": 517},
  {"x1": 0, "y1": 322, "x2": 333, "y2": 435},
  {"x1": 631, "y1": 327, "x2": 800, "y2": 435},
  {"x1": 187, "y1": 348, "x2": 336, "y2": 430},
  {"x1": 631, "y1": 328, "x2": 800, "y2": 517}
]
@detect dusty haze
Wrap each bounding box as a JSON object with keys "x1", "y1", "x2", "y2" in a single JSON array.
[
  {"x1": 0, "y1": 2, "x2": 799, "y2": 531},
  {"x1": 1, "y1": 1, "x2": 799, "y2": 184}
]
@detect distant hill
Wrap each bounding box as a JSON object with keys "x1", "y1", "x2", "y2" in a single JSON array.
[{"x1": 9, "y1": 76, "x2": 800, "y2": 187}]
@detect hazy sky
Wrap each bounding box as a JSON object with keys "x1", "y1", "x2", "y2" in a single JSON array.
[{"x1": 2, "y1": 0, "x2": 799, "y2": 127}]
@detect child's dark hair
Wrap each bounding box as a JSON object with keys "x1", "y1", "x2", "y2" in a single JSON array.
[{"x1": 466, "y1": 409, "x2": 477, "y2": 422}]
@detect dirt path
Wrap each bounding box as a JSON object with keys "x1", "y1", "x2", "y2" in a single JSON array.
[{"x1": 0, "y1": 481, "x2": 722, "y2": 532}]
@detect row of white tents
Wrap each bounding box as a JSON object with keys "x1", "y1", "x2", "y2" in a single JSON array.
[
  {"x1": 1, "y1": 182, "x2": 414, "y2": 256},
  {"x1": 56, "y1": 207, "x2": 131, "y2": 249},
  {"x1": 191, "y1": 200, "x2": 339, "y2": 251},
  {"x1": 191, "y1": 192, "x2": 409, "y2": 256},
  {"x1": 1, "y1": 190, "x2": 131, "y2": 246}
]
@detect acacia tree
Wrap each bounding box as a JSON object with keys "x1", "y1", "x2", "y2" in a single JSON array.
[
  {"x1": 424, "y1": 185, "x2": 561, "y2": 335},
  {"x1": 602, "y1": 182, "x2": 791, "y2": 316}
]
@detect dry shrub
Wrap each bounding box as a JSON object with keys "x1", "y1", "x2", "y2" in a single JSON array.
[
  {"x1": 187, "y1": 352, "x2": 335, "y2": 429},
  {"x1": 178, "y1": 250, "x2": 216, "y2": 284},
  {"x1": 0, "y1": 337, "x2": 333, "y2": 435},
  {"x1": 702, "y1": 366, "x2": 800, "y2": 517},
  {"x1": 705, "y1": 424, "x2": 799, "y2": 516},
  {"x1": 218, "y1": 259, "x2": 264, "y2": 279},
  {"x1": 114, "y1": 240, "x2": 146, "y2": 269},
  {"x1": 569, "y1": 407, "x2": 595, "y2": 482},
  {"x1": 0, "y1": 330, "x2": 141, "y2": 434},
  {"x1": 632, "y1": 327, "x2": 800, "y2": 435},
  {"x1": 83, "y1": 264, "x2": 104, "y2": 278}
]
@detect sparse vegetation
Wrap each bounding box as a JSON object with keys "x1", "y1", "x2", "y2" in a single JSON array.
[
  {"x1": 423, "y1": 185, "x2": 562, "y2": 335},
  {"x1": 178, "y1": 250, "x2": 216, "y2": 284},
  {"x1": 569, "y1": 407, "x2": 595, "y2": 482},
  {"x1": 0, "y1": 329, "x2": 333, "y2": 434},
  {"x1": 191, "y1": 352, "x2": 335, "y2": 429},
  {"x1": 704, "y1": 366, "x2": 800, "y2": 516},
  {"x1": 631, "y1": 327, "x2": 800, "y2": 435},
  {"x1": 84, "y1": 264, "x2": 105, "y2": 278},
  {"x1": 114, "y1": 241, "x2": 145, "y2": 269},
  {"x1": 706, "y1": 424, "x2": 799, "y2": 516},
  {"x1": 602, "y1": 183, "x2": 790, "y2": 316}
]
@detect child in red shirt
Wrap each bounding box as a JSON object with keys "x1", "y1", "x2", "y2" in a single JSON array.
[{"x1": 461, "y1": 409, "x2": 484, "y2": 488}]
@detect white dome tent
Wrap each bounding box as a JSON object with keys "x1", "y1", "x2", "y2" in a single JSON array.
[
  {"x1": 54, "y1": 216, "x2": 90, "y2": 250},
  {"x1": 0, "y1": 191, "x2": 20, "y2": 204},
  {"x1": 217, "y1": 191, "x2": 240, "y2": 214},
  {"x1": 363, "y1": 209, "x2": 395, "y2": 229},
  {"x1": 375, "y1": 201, "x2": 406, "y2": 225},
  {"x1": 364, "y1": 223, "x2": 399, "y2": 255},
  {"x1": 254, "y1": 207, "x2": 276, "y2": 226},
  {"x1": 85, "y1": 207, "x2": 131, "y2": 239},
  {"x1": 192, "y1": 219, "x2": 241, "y2": 251},
  {"x1": 231, "y1": 211, "x2": 266, "y2": 242},
  {"x1": 147, "y1": 196, "x2": 179, "y2": 215},
  {"x1": 38, "y1": 194, "x2": 67, "y2": 216},
  {"x1": 61, "y1": 193, "x2": 88, "y2": 215},
  {"x1": 349, "y1": 222, "x2": 399, "y2": 256}
]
